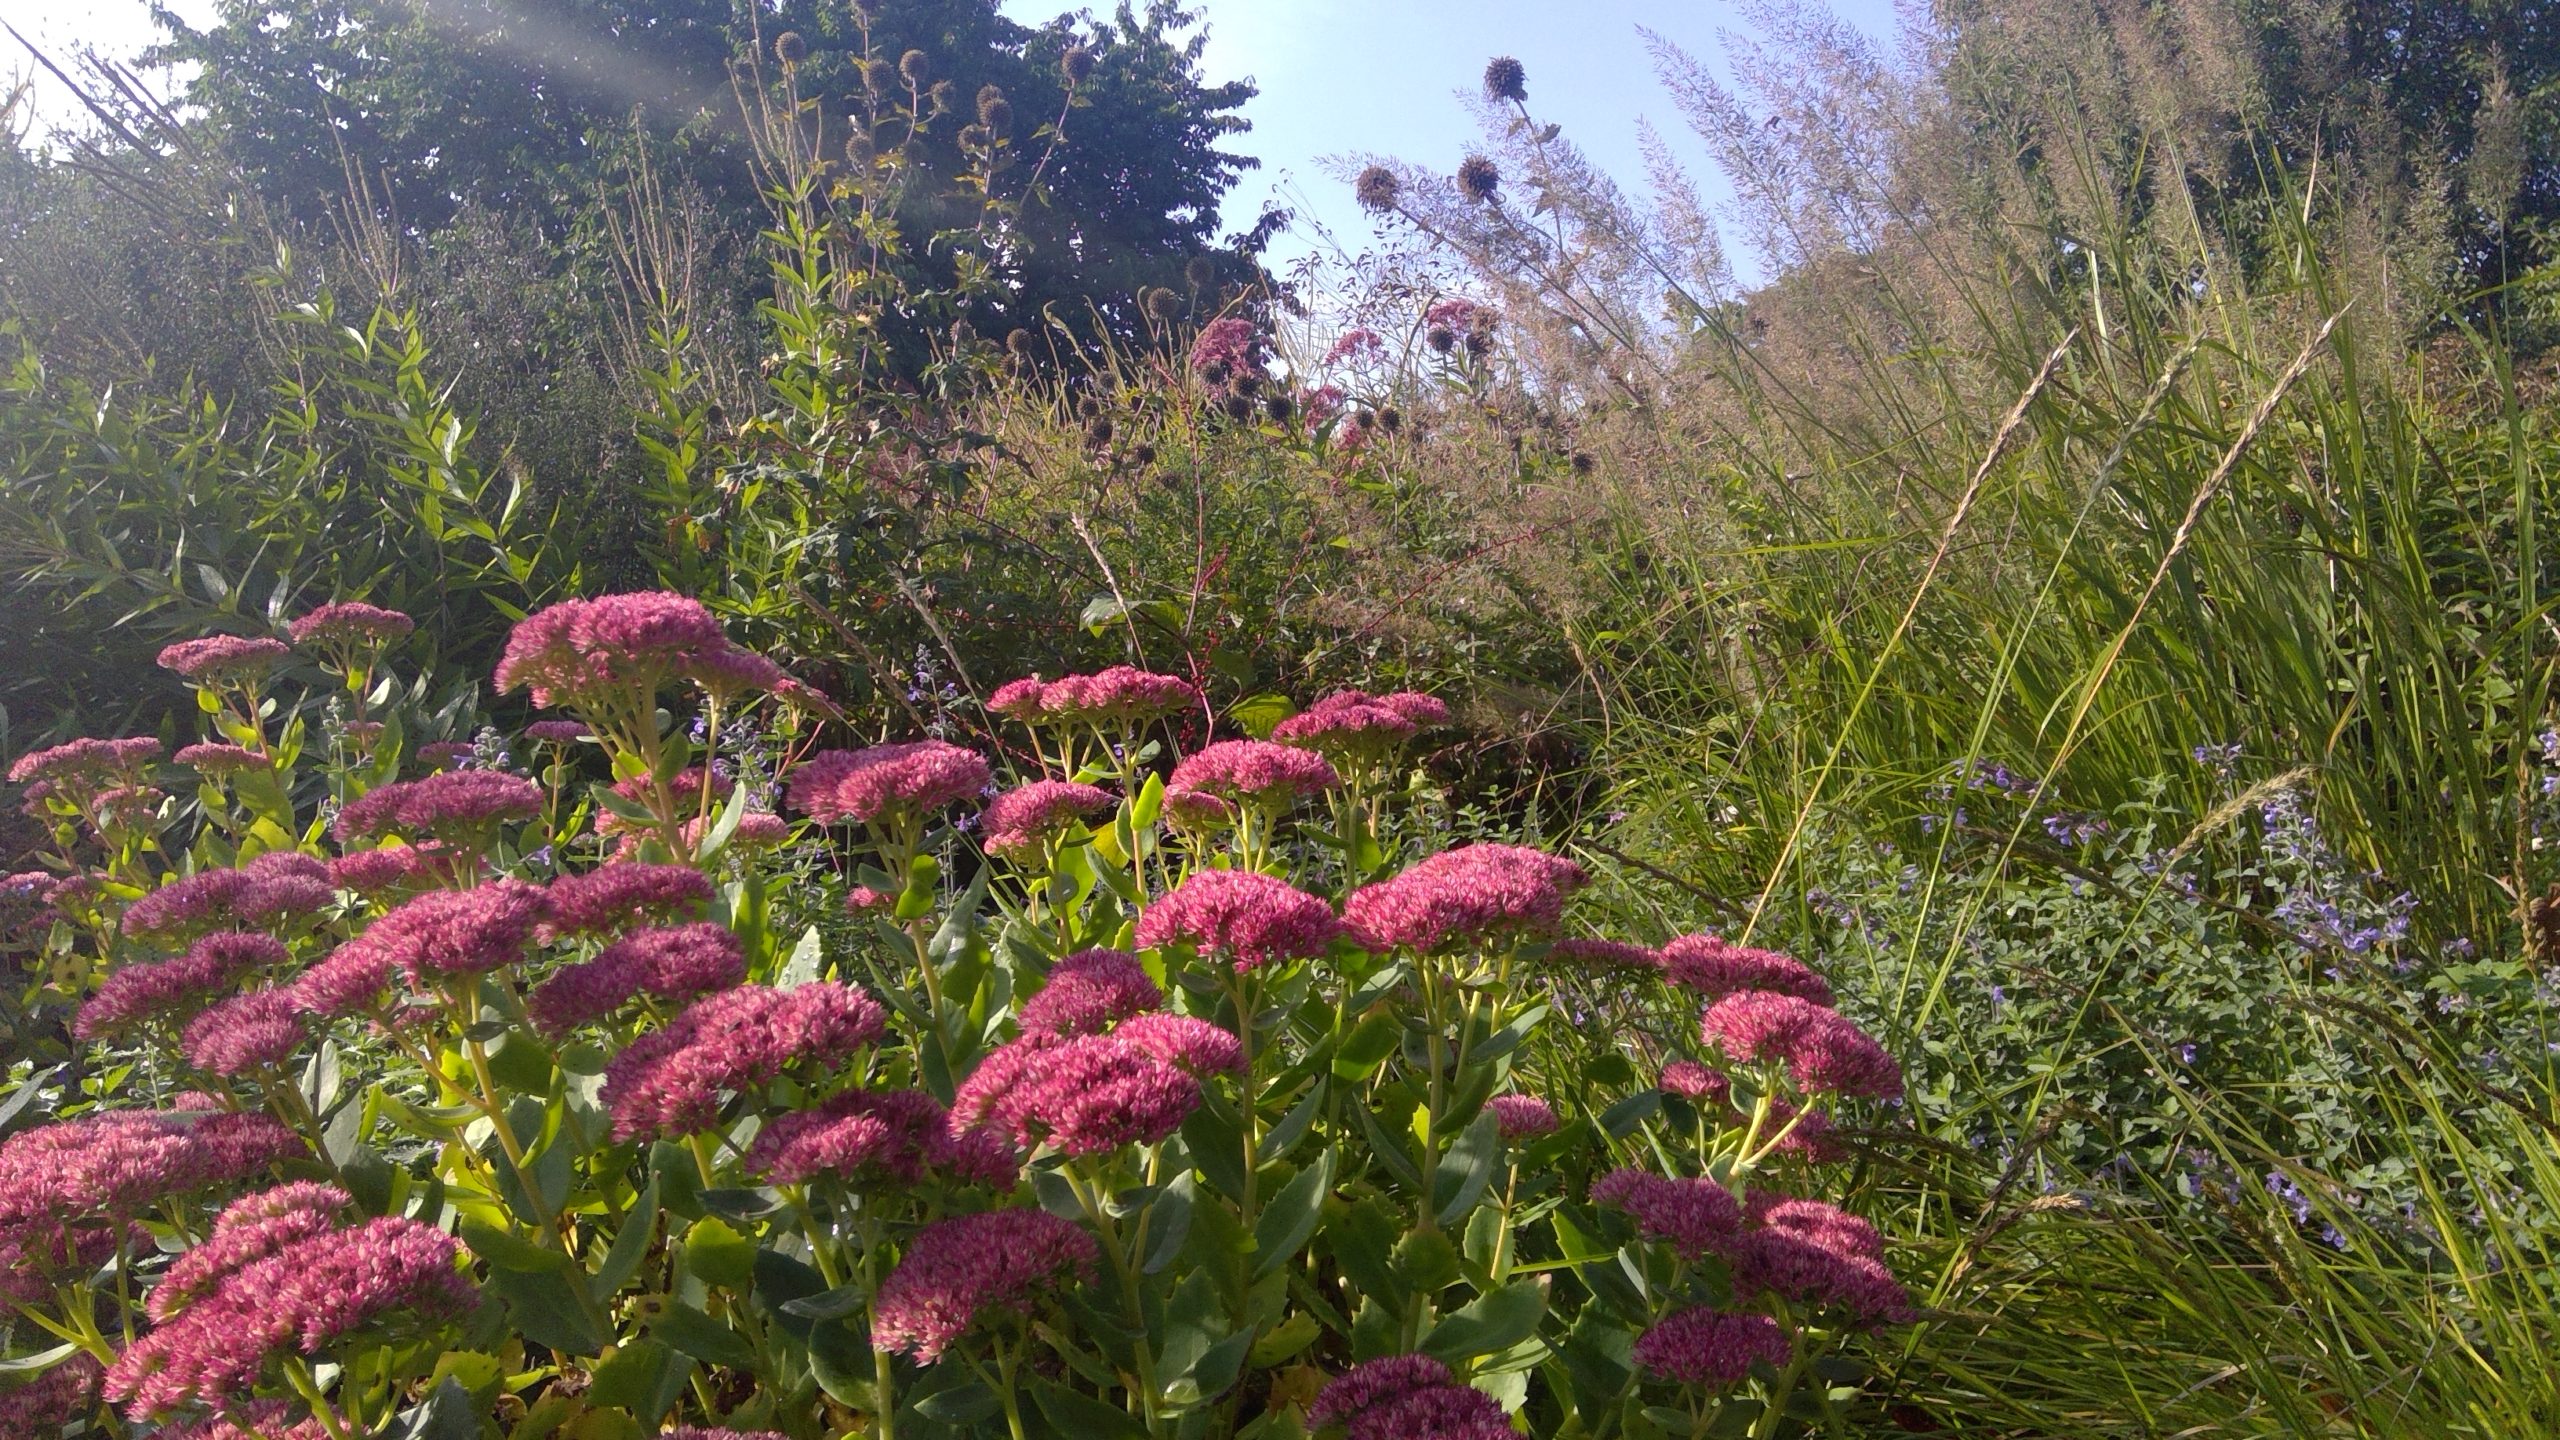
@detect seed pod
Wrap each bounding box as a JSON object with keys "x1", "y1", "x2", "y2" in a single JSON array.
[
  {"x1": 1006, "y1": 328, "x2": 1035, "y2": 357},
  {"x1": 1143, "y1": 287, "x2": 1180, "y2": 321},
  {"x1": 1185, "y1": 256, "x2": 1215, "y2": 290},
  {"x1": 1355, "y1": 165, "x2": 1401, "y2": 213}
]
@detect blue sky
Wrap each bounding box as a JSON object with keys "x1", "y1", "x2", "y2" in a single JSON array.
[{"x1": 10, "y1": 0, "x2": 1902, "y2": 275}]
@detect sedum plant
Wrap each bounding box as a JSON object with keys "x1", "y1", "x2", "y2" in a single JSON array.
[{"x1": 2, "y1": 592, "x2": 1913, "y2": 1440}]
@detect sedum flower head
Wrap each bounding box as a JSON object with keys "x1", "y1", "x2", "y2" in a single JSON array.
[
  {"x1": 1343, "y1": 843, "x2": 1586, "y2": 953},
  {"x1": 872, "y1": 1208, "x2": 1097, "y2": 1362},
  {"x1": 1486, "y1": 1094, "x2": 1560, "y2": 1141},
  {"x1": 1591, "y1": 1168, "x2": 1741, "y2": 1259},
  {"x1": 288, "y1": 601, "x2": 413, "y2": 649},
  {"x1": 788, "y1": 741, "x2": 991, "y2": 826},
  {"x1": 540, "y1": 862, "x2": 715, "y2": 940},
  {"x1": 601, "y1": 983, "x2": 887, "y2": 1141},
  {"x1": 333, "y1": 770, "x2": 541, "y2": 844},
  {"x1": 1015, "y1": 949, "x2": 1162, "y2": 1037},
  {"x1": 157, "y1": 635, "x2": 292, "y2": 683},
  {"x1": 1631, "y1": 1306, "x2": 1788, "y2": 1387},
  {"x1": 982, "y1": 781, "x2": 1113, "y2": 859},
  {"x1": 1698, "y1": 991, "x2": 1902, "y2": 1099},
  {"x1": 494, "y1": 591, "x2": 731, "y2": 709},
  {"x1": 1661, "y1": 934, "x2": 1834, "y2": 1005},
  {"x1": 77, "y1": 932, "x2": 289, "y2": 1039},
  {"x1": 181, "y1": 988, "x2": 307, "y2": 1077},
  {"x1": 1312, "y1": 1354, "x2": 1515, "y2": 1440},
  {"x1": 1167, "y1": 740, "x2": 1339, "y2": 812},
  {"x1": 122, "y1": 852, "x2": 335, "y2": 940},
  {"x1": 745, "y1": 1087, "x2": 1017, "y2": 1189},
  {"x1": 1135, "y1": 868, "x2": 1342, "y2": 971}
]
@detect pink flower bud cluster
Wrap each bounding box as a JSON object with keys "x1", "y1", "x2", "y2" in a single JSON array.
[
  {"x1": 181, "y1": 988, "x2": 308, "y2": 1076},
  {"x1": 149, "y1": 1183, "x2": 350, "y2": 1321},
  {"x1": 1134, "y1": 869, "x2": 1342, "y2": 971},
  {"x1": 326, "y1": 844, "x2": 450, "y2": 897},
  {"x1": 788, "y1": 742, "x2": 991, "y2": 825},
  {"x1": 1014, "y1": 949, "x2": 1162, "y2": 1036},
  {"x1": 980, "y1": 780, "x2": 1113, "y2": 858},
  {"x1": 288, "y1": 601, "x2": 414, "y2": 649},
  {"x1": 0, "y1": 1111, "x2": 304, "y2": 1287},
  {"x1": 333, "y1": 770, "x2": 541, "y2": 842},
  {"x1": 744, "y1": 1087, "x2": 1018, "y2": 1189},
  {"x1": 1270, "y1": 688, "x2": 1447, "y2": 764},
  {"x1": 601, "y1": 983, "x2": 887, "y2": 1141},
  {"x1": 987, "y1": 666, "x2": 1201, "y2": 726},
  {"x1": 8, "y1": 735, "x2": 162, "y2": 789},
  {"x1": 1342, "y1": 843, "x2": 1587, "y2": 953},
  {"x1": 105, "y1": 1213, "x2": 469, "y2": 1416},
  {"x1": 1591, "y1": 1169, "x2": 1744, "y2": 1259},
  {"x1": 340, "y1": 879, "x2": 548, "y2": 986},
  {"x1": 523, "y1": 719, "x2": 592, "y2": 743},
  {"x1": 157, "y1": 635, "x2": 292, "y2": 683},
  {"x1": 538, "y1": 862, "x2": 715, "y2": 940},
  {"x1": 1165, "y1": 740, "x2": 1339, "y2": 816},
  {"x1": 76, "y1": 932, "x2": 289, "y2": 1038},
  {"x1": 957, "y1": 1009, "x2": 1244, "y2": 1153},
  {"x1": 122, "y1": 853, "x2": 335, "y2": 939},
  {"x1": 1659, "y1": 1060, "x2": 1730, "y2": 1105},
  {"x1": 495, "y1": 591, "x2": 732, "y2": 708},
  {"x1": 174, "y1": 742, "x2": 265, "y2": 774},
  {"x1": 872, "y1": 1208, "x2": 1098, "y2": 1362},
  {"x1": 1486, "y1": 1094, "x2": 1560, "y2": 1141},
  {"x1": 1661, "y1": 934, "x2": 1835, "y2": 1005},
  {"x1": 1630, "y1": 1306, "x2": 1790, "y2": 1386},
  {"x1": 1310, "y1": 1354, "x2": 1515, "y2": 1440},
  {"x1": 1725, "y1": 1195, "x2": 1914, "y2": 1326},
  {"x1": 0, "y1": 1354, "x2": 102, "y2": 1433},
  {"x1": 1698, "y1": 991, "x2": 1901, "y2": 1099},
  {"x1": 525, "y1": 922, "x2": 747, "y2": 1036},
  {"x1": 1547, "y1": 937, "x2": 1663, "y2": 972}
]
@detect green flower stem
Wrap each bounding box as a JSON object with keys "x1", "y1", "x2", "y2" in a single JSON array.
[
  {"x1": 1065, "y1": 1166, "x2": 1162, "y2": 1432},
  {"x1": 13, "y1": 1293, "x2": 116, "y2": 1365},
  {"x1": 280, "y1": 1356, "x2": 355, "y2": 1440}
]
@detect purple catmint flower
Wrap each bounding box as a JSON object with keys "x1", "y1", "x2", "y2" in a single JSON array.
[
  {"x1": 76, "y1": 932, "x2": 289, "y2": 1038},
  {"x1": 1631, "y1": 1307, "x2": 1789, "y2": 1386},
  {"x1": 157, "y1": 635, "x2": 292, "y2": 683},
  {"x1": 334, "y1": 770, "x2": 541, "y2": 843},
  {"x1": 181, "y1": 988, "x2": 307, "y2": 1076},
  {"x1": 1486, "y1": 1094, "x2": 1559, "y2": 1141},
  {"x1": 1134, "y1": 869, "x2": 1342, "y2": 971},
  {"x1": 1342, "y1": 844, "x2": 1587, "y2": 953},
  {"x1": 787, "y1": 742, "x2": 991, "y2": 825},
  {"x1": 1015, "y1": 949, "x2": 1162, "y2": 1037},
  {"x1": 872, "y1": 1209, "x2": 1098, "y2": 1362},
  {"x1": 539, "y1": 862, "x2": 715, "y2": 940},
  {"x1": 982, "y1": 781, "x2": 1115, "y2": 859},
  {"x1": 601, "y1": 983, "x2": 887, "y2": 1141},
  {"x1": 1700, "y1": 992, "x2": 1903, "y2": 1099},
  {"x1": 1591, "y1": 1169, "x2": 1741, "y2": 1259},
  {"x1": 1660, "y1": 935, "x2": 1835, "y2": 1005},
  {"x1": 122, "y1": 852, "x2": 335, "y2": 940}
]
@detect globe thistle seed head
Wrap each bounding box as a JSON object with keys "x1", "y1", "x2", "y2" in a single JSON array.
[
  {"x1": 1184, "y1": 256, "x2": 1215, "y2": 289},
  {"x1": 1378, "y1": 406, "x2": 1404, "y2": 433},
  {"x1": 1006, "y1": 328, "x2": 1035, "y2": 357},
  {"x1": 1457, "y1": 155, "x2": 1502, "y2": 203},
  {"x1": 898, "y1": 49, "x2": 930, "y2": 85},
  {"x1": 1085, "y1": 416, "x2": 1114, "y2": 447},
  {"x1": 774, "y1": 31, "x2": 807, "y2": 66},
  {"x1": 1061, "y1": 45, "x2": 1096, "y2": 83},
  {"x1": 1076, "y1": 394, "x2": 1102, "y2": 419},
  {"x1": 977, "y1": 84, "x2": 1009, "y2": 127},
  {"x1": 1571, "y1": 450, "x2": 1595, "y2": 475},
  {"x1": 927, "y1": 79, "x2": 955, "y2": 115},
  {"x1": 1465, "y1": 329, "x2": 1493, "y2": 357},
  {"x1": 1355, "y1": 164, "x2": 1401, "y2": 213},
  {"x1": 1483, "y1": 56, "x2": 1527, "y2": 103},
  {"x1": 1143, "y1": 286, "x2": 1180, "y2": 321},
  {"x1": 1220, "y1": 393, "x2": 1254, "y2": 422},
  {"x1": 1131, "y1": 442, "x2": 1157, "y2": 466},
  {"x1": 1232, "y1": 372, "x2": 1261, "y2": 397},
  {"x1": 1427, "y1": 325, "x2": 1457, "y2": 353},
  {"x1": 1263, "y1": 393, "x2": 1295, "y2": 423},
  {"x1": 958, "y1": 122, "x2": 991, "y2": 150}
]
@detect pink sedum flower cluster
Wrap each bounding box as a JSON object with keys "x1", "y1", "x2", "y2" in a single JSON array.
[
  {"x1": 1699, "y1": 991, "x2": 1902, "y2": 1099},
  {"x1": 76, "y1": 932, "x2": 289, "y2": 1038},
  {"x1": 1631, "y1": 1307, "x2": 1790, "y2": 1386},
  {"x1": 181, "y1": 988, "x2": 307, "y2": 1076},
  {"x1": 288, "y1": 601, "x2": 414, "y2": 649},
  {"x1": 788, "y1": 742, "x2": 991, "y2": 826},
  {"x1": 1487, "y1": 1094, "x2": 1560, "y2": 1141},
  {"x1": 0, "y1": 1111, "x2": 303, "y2": 1302},
  {"x1": 1662, "y1": 933, "x2": 1836, "y2": 1006},
  {"x1": 872, "y1": 1208, "x2": 1098, "y2": 1362},
  {"x1": 538, "y1": 862, "x2": 715, "y2": 940},
  {"x1": 981, "y1": 780, "x2": 1113, "y2": 858},
  {"x1": 601, "y1": 983, "x2": 887, "y2": 1141},
  {"x1": 1134, "y1": 869, "x2": 1342, "y2": 971},
  {"x1": 987, "y1": 665, "x2": 1200, "y2": 726},
  {"x1": 1165, "y1": 740, "x2": 1339, "y2": 815},
  {"x1": 1593, "y1": 1169, "x2": 1912, "y2": 1328},
  {"x1": 333, "y1": 770, "x2": 541, "y2": 842},
  {"x1": 494, "y1": 591, "x2": 729, "y2": 708},
  {"x1": 1343, "y1": 843, "x2": 1587, "y2": 952},
  {"x1": 122, "y1": 852, "x2": 334, "y2": 940},
  {"x1": 744, "y1": 1087, "x2": 1016, "y2": 1189},
  {"x1": 1270, "y1": 688, "x2": 1447, "y2": 764},
  {"x1": 525, "y1": 922, "x2": 746, "y2": 1036},
  {"x1": 1014, "y1": 949, "x2": 1162, "y2": 1036},
  {"x1": 1311, "y1": 1354, "x2": 1515, "y2": 1440},
  {"x1": 157, "y1": 635, "x2": 292, "y2": 683}
]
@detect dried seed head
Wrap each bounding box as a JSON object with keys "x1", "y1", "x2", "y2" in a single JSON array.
[
  {"x1": 1006, "y1": 328, "x2": 1035, "y2": 357},
  {"x1": 1355, "y1": 164, "x2": 1401, "y2": 213},
  {"x1": 1131, "y1": 442, "x2": 1157, "y2": 466},
  {"x1": 898, "y1": 49, "x2": 930, "y2": 85},
  {"x1": 774, "y1": 31, "x2": 808, "y2": 66},
  {"x1": 1426, "y1": 325, "x2": 1457, "y2": 353},
  {"x1": 1483, "y1": 56, "x2": 1527, "y2": 103},
  {"x1": 844, "y1": 130, "x2": 874, "y2": 165},
  {"x1": 1143, "y1": 287, "x2": 1180, "y2": 321},
  {"x1": 1061, "y1": 45, "x2": 1096, "y2": 83},
  {"x1": 1378, "y1": 407, "x2": 1403, "y2": 433},
  {"x1": 1220, "y1": 393, "x2": 1254, "y2": 422},
  {"x1": 1457, "y1": 154, "x2": 1501, "y2": 203},
  {"x1": 1263, "y1": 393, "x2": 1295, "y2": 423},
  {"x1": 1085, "y1": 416, "x2": 1115, "y2": 446},
  {"x1": 1184, "y1": 256, "x2": 1215, "y2": 290},
  {"x1": 1571, "y1": 451, "x2": 1595, "y2": 474}
]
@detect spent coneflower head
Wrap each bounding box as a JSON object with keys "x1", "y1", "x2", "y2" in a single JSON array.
[{"x1": 1355, "y1": 163, "x2": 1402, "y2": 213}]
